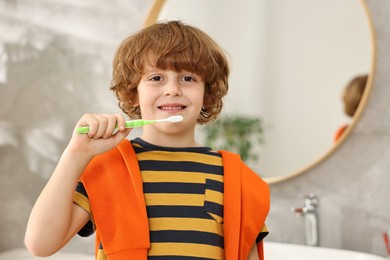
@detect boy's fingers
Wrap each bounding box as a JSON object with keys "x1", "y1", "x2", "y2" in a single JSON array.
[
  {"x1": 103, "y1": 115, "x2": 119, "y2": 138},
  {"x1": 75, "y1": 113, "x2": 128, "y2": 139},
  {"x1": 76, "y1": 114, "x2": 99, "y2": 137},
  {"x1": 92, "y1": 115, "x2": 109, "y2": 139},
  {"x1": 114, "y1": 114, "x2": 127, "y2": 131}
]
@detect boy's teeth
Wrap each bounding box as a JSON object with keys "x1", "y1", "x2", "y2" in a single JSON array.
[{"x1": 161, "y1": 106, "x2": 183, "y2": 110}]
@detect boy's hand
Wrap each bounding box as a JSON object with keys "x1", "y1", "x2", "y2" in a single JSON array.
[{"x1": 67, "y1": 113, "x2": 132, "y2": 158}]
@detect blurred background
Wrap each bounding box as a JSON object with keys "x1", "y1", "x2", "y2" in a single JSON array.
[{"x1": 1, "y1": 0, "x2": 390, "y2": 258}]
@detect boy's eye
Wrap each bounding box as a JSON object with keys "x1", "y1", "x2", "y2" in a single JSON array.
[
  {"x1": 149, "y1": 75, "x2": 163, "y2": 81},
  {"x1": 182, "y1": 75, "x2": 196, "y2": 82}
]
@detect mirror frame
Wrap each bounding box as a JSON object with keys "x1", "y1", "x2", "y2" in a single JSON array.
[{"x1": 144, "y1": 0, "x2": 377, "y2": 184}]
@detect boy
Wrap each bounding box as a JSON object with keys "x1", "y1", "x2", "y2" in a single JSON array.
[{"x1": 25, "y1": 20, "x2": 270, "y2": 260}]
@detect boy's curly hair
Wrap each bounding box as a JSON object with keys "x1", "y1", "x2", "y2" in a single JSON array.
[{"x1": 110, "y1": 20, "x2": 229, "y2": 124}]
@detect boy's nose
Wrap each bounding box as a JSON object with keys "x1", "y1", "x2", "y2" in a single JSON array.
[{"x1": 164, "y1": 81, "x2": 182, "y2": 96}]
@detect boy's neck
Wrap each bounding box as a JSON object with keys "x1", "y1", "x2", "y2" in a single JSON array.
[{"x1": 140, "y1": 128, "x2": 200, "y2": 148}]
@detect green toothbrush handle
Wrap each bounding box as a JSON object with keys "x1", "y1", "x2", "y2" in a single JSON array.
[
  {"x1": 76, "y1": 126, "x2": 91, "y2": 134},
  {"x1": 76, "y1": 119, "x2": 155, "y2": 134},
  {"x1": 125, "y1": 120, "x2": 155, "y2": 128}
]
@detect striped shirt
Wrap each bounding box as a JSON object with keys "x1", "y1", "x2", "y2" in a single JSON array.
[{"x1": 74, "y1": 138, "x2": 268, "y2": 259}]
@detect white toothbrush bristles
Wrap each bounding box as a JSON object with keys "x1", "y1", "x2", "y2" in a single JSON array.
[
  {"x1": 167, "y1": 115, "x2": 183, "y2": 122},
  {"x1": 154, "y1": 115, "x2": 183, "y2": 123}
]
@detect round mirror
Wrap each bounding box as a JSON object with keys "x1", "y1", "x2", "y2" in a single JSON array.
[{"x1": 145, "y1": 0, "x2": 375, "y2": 182}]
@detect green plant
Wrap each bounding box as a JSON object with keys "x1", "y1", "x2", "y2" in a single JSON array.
[{"x1": 202, "y1": 114, "x2": 264, "y2": 163}]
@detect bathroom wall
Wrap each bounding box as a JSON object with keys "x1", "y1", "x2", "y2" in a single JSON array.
[
  {"x1": 1, "y1": 0, "x2": 389, "y2": 258},
  {"x1": 267, "y1": 1, "x2": 390, "y2": 257},
  {"x1": 0, "y1": 0, "x2": 152, "y2": 254}
]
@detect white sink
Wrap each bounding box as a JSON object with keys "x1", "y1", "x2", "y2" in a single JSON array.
[
  {"x1": 265, "y1": 242, "x2": 386, "y2": 260},
  {"x1": 1, "y1": 244, "x2": 386, "y2": 260}
]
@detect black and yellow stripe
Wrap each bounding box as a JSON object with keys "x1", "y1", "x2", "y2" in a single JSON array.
[{"x1": 134, "y1": 138, "x2": 225, "y2": 259}]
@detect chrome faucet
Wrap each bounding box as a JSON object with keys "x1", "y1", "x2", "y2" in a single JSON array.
[{"x1": 292, "y1": 193, "x2": 319, "y2": 246}]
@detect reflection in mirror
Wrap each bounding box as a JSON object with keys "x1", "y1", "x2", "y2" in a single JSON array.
[
  {"x1": 148, "y1": 0, "x2": 374, "y2": 181},
  {"x1": 333, "y1": 74, "x2": 368, "y2": 143}
]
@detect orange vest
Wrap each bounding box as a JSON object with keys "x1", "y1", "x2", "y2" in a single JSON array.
[{"x1": 80, "y1": 139, "x2": 270, "y2": 260}]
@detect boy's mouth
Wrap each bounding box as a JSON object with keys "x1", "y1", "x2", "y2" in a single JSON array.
[{"x1": 158, "y1": 105, "x2": 186, "y2": 110}]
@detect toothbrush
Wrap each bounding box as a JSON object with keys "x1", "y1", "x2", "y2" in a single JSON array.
[{"x1": 76, "y1": 115, "x2": 183, "y2": 134}]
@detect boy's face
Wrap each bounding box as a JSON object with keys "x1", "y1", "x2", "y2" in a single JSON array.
[{"x1": 136, "y1": 62, "x2": 205, "y2": 134}]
